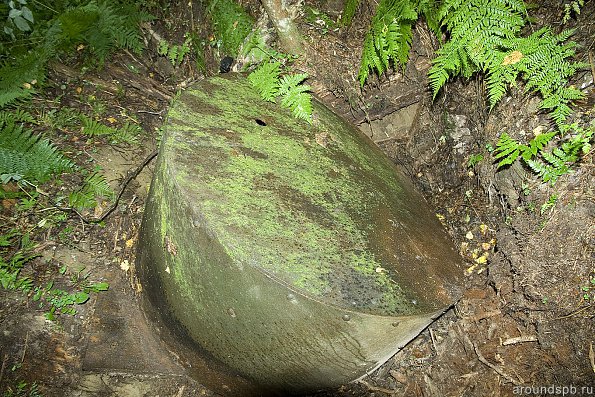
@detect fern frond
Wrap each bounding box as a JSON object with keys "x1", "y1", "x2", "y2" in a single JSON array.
[
  {"x1": 80, "y1": 115, "x2": 115, "y2": 136},
  {"x1": 279, "y1": 74, "x2": 312, "y2": 123},
  {"x1": 493, "y1": 132, "x2": 521, "y2": 167},
  {"x1": 0, "y1": 123, "x2": 75, "y2": 183},
  {"x1": 248, "y1": 61, "x2": 281, "y2": 102},
  {"x1": 80, "y1": 115, "x2": 141, "y2": 144},
  {"x1": 278, "y1": 74, "x2": 309, "y2": 95},
  {"x1": 523, "y1": 131, "x2": 557, "y2": 160},
  {"x1": 489, "y1": 28, "x2": 587, "y2": 123},
  {"x1": 207, "y1": 0, "x2": 254, "y2": 56},
  {"x1": 0, "y1": 109, "x2": 34, "y2": 126},
  {"x1": 68, "y1": 171, "x2": 114, "y2": 210},
  {"x1": 112, "y1": 122, "x2": 141, "y2": 145},
  {"x1": 52, "y1": 1, "x2": 148, "y2": 63},
  {"x1": 340, "y1": 0, "x2": 360, "y2": 27},
  {"x1": 429, "y1": 0, "x2": 526, "y2": 97},
  {"x1": 0, "y1": 52, "x2": 46, "y2": 108},
  {"x1": 358, "y1": 0, "x2": 417, "y2": 86},
  {"x1": 526, "y1": 156, "x2": 568, "y2": 184}
]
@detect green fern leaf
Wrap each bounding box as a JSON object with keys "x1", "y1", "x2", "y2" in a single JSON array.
[
  {"x1": 358, "y1": 0, "x2": 417, "y2": 86},
  {"x1": 524, "y1": 131, "x2": 557, "y2": 160},
  {"x1": 207, "y1": 0, "x2": 254, "y2": 56},
  {"x1": 430, "y1": 0, "x2": 526, "y2": 97},
  {"x1": 278, "y1": 74, "x2": 309, "y2": 95},
  {"x1": 248, "y1": 61, "x2": 281, "y2": 102},
  {"x1": 279, "y1": 74, "x2": 312, "y2": 123},
  {"x1": 69, "y1": 171, "x2": 114, "y2": 210},
  {"x1": 80, "y1": 115, "x2": 115, "y2": 137},
  {"x1": 0, "y1": 123, "x2": 75, "y2": 183},
  {"x1": 493, "y1": 132, "x2": 521, "y2": 167},
  {"x1": 340, "y1": 0, "x2": 360, "y2": 27}
]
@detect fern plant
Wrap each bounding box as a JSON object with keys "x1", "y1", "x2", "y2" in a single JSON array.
[
  {"x1": 358, "y1": 0, "x2": 418, "y2": 85},
  {"x1": 428, "y1": 0, "x2": 526, "y2": 95},
  {"x1": 80, "y1": 115, "x2": 141, "y2": 144},
  {"x1": 207, "y1": 0, "x2": 254, "y2": 56},
  {"x1": 47, "y1": 1, "x2": 152, "y2": 62},
  {"x1": 0, "y1": 231, "x2": 36, "y2": 292},
  {"x1": 0, "y1": 1, "x2": 152, "y2": 110},
  {"x1": 357, "y1": 0, "x2": 441, "y2": 85},
  {"x1": 158, "y1": 36, "x2": 192, "y2": 67},
  {"x1": 339, "y1": 0, "x2": 360, "y2": 27},
  {"x1": 68, "y1": 171, "x2": 114, "y2": 210},
  {"x1": 486, "y1": 28, "x2": 587, "y2": 125},
  {"x1": 248, "y1": 60, "x2": 313, "y2": 122},
  {"x1": 494, "y1": 122, "x2": 593, "y2": 183},
  {"x1": 563, "y1": 0, "x2": 584, "y2": 23},
  {"x1": 0, "y1": 122, "x2": 75, "y2": 184}
]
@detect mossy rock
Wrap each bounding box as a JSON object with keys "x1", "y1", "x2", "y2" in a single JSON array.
[{"x1": 137, "y1": 74, "x2": 464, "y2": 394}]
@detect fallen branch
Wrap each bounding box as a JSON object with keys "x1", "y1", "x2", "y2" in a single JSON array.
[
  {"x1": 57, "y1": 149, "x2": 158, "y2": 224},
  {"x1": 501, "y1": 335, "x2": 538, "y2": 346},
  {"x1": 464, "y1": 334, "x2": 522, "y2": 385},
  {"x1": 357, "y1": 379, "x2": 398, "y2": 395},
  {"x1": 590, "y1": 342, "x2": 594, "y2": 375}
]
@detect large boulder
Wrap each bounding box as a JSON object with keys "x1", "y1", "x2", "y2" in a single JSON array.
[{"x1": 137, "y1": 74, "x2": 464, "y2": 394}]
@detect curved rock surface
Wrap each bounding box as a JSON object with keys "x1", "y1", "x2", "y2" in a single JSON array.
[{"x1": 137, "y1": 74, "x2": 464, "y2": 394}]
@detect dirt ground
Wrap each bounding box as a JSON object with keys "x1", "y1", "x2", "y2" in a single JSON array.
[{"x1": 0, "y1": 0, "x2": 594, "y2": 396}]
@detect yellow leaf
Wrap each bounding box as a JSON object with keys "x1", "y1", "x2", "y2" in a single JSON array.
[
  {"x1": 107, "y1": 117, "x2": 117, "y2": 124},
  {"x1": 502, "y1": 51, "x2": 523, "y2": 66}
]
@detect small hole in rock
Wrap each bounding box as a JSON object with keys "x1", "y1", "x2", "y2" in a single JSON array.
[{"x1": 255, "y1": 118, "x2": 267, "y2": 126}]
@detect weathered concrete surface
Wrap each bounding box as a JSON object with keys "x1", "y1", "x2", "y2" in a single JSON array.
[{"x1": 136, "y1": 74, "x2": 464, "y2": 394}]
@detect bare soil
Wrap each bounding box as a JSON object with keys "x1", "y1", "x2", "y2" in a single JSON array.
[{"x1": 1, "y1": 1, "x2": 593, "y2": 396}]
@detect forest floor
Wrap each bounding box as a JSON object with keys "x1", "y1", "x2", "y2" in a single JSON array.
[{"x1": 0, "y1": 1, "x2": 594, "y2": 396}]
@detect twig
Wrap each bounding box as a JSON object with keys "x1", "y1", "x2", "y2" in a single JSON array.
[
  {"x1": 21, "y1": 331, "x2": 29, "y2": 364},
  {"x1": 555, "y1": 304, "x2": 593, "y2": 319},
  {"x1": 501, "y1": 335, "x2": 538, "y2": 346},
  {"x1": 0, "y1": 354, "x2": 7, "y2": 385},
  {"x1": 463, "y1": 333, "x2": 522, "y2": 385},
  {"x1": 56, "y1": 149, "x2": 158, "y2": 224},
  {"x1": 429, "y1": 328, "x2": 437, "y2": 351},
  {"x1": 357, "y1": 379, "x2": 397, "y2": 395},
  {"x1": 471, "y1": 340, "x2": 522, "y2": 385},
  {"x1": 589, "y1": 52, "x2": 595, "y2": 85},
  {"x1": 89, "y1": 149, "x2": 159, "y2": 223},
  {"x1": 590, "y1": 342, "x2": 595, "y2": 375}
]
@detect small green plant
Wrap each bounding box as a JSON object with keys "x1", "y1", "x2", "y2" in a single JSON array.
[
  {"x1": 3, "y1": 0, "x2": 35, "y2": 38},
  {"x1": 80, "y1": 114, "x2": 141, "y2": 144},
  {"x1": 33, "y1": 267, "x2": 109, "y2": 320},
  {"x1": 305, "y1": 7, "x2": 336, "y2": 34},
  {"x1": 494, "y1": 122, "x2": 593, "y2": 183},
  {"x1": 467, "y1": 153, "x2": 484, "y2": 168},
  {"x1": 0, "y1": 232, "x2": 35, "y2": 292},
  {"x1": 358, "y1": 0, "x2": 418, "y2": 85},
  {"x1": 0, "y1": 122, "x2": 76, "y2": 184},
  {"x1": 2, "y1": 380, "x2": 42, "y2": 397},
  {"x1": 579, "y1": 274, "x2": 594, "y2": 302},
  {"x1": 0, "y1": 1, "x2": 153, "y2": 110},
  {"x1": 540, "y1": 194, "x2": 558, "y2": 215},
  {"x1": 158, "y1": 36, "x2": 192, "y2": 67},
  {"x1": 207, "y1": 0, "x2": 253, "y2": 56},
  {"x1": 248, "y1": 60, "x2": 313, "y2": 122},
  {"x1": 339, "y1": 0, "x2": 360, "y2": 27},
  {"x1": 563, "y1": 0, "x2": 584, "y2": 23},
  {"x1": 68, "y1": 170, "x2": 114, "y2": 211},
  {"x1": 1, "y1": 230, "x2": 108, "y2": 320}
]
